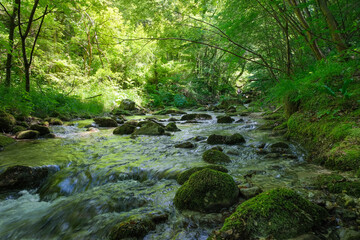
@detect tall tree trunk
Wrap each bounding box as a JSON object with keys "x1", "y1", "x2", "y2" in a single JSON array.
[
  {"x1": 5, "y1": 2, "x2": 18, "y2": 88},
  {"x1": 316, "y1": 0, "x2": 347, "y2": 52},
  {"x1": 287, "y1": 0, "x2": 325, "y2": 60}
]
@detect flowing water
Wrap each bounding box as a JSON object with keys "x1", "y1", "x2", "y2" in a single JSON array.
[{"x1": 0, "y1": 112, "x2": 331, "y2": 240}]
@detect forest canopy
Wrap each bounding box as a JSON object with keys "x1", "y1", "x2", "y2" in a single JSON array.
[{"x1": 0, "y1": 0, "x2": 359, "y2": 117}]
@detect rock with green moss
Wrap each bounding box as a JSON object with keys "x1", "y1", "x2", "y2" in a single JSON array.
[
  {"x1": 16, "y1": 130, "x2": 40, "y2": 139},
  {"x1": 165, "y1": 122, "x2": 181, "y2": 132},
  {"x1": 174, "y1": 169, "x2": 239, "y2": 212},
  {"x1": 113, "y1": 124, "x2": 136, "y2": 135},
  {"x1": 211, "y1": 188, "x2": 328, "y2": 240},
  {"x1": 30, "y1": 124, "x2": 50, "y2": 135},
  {"x1": 315, "y1": 174, "x2": 360, "y2": 197},
  {"x1": 111, "y1": 108, "x2": 131, "y2": 116},
  {"x1": 0, "y1": 134, "x2": 15, "y2": 147},
  {"x1": 181, "y1": 113, "x2": 212, "y2": 121},
  {"x1": 109, "y1": 212, "x2": 168, "y2": 240},
  {"x1": 93, "y1": 117, "x2": 118, "y2": 127},
  {"x1": 207, "y1": 133, "x2": 245, "y2": 145},
  {"x1": 174, "y1": 142, "x2": 195, "y2": 149},
  {"x1": 12, "y1": 125, "x2": 27, "y2": 134},
  {"x1": 0, "y1": 112, "x2": 16, "y2": 132},
  {"x1": 119, "y1": 99, "x2": 136, "y2": 111},
  {"x1": 217, "y1": 116, "x2": 235, "y2": 123},
  {"x1": 177, "y1": 165, "x2": 228, "y2": 185},
  {"x1": 203, "y1": 149, "x2": 231, "y2": 164},
  {"x1": 133, "y1": 121, "x2": 165, "y2": 136},
  {"x1": 154, "y1": 109, "x2": 187, "y2": 115},
  {"x1": 47, "y1": 118, "x2": 63, "y2": 125}
]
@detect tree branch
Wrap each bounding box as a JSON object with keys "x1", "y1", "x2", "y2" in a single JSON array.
[{"x1": 29, "y1": 5, "x2": 48, "y2": 65}]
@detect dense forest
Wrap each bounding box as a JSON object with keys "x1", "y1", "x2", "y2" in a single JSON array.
[{"x1": 0, "y1": 0, "x2": 360, "y2": 239}]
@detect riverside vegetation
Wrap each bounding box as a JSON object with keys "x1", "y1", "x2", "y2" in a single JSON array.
[{"x1": 1, "y1": 0, "x2": 360, "y2": 239}]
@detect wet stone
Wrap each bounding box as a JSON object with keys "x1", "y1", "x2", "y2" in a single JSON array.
[
  {"x1": 16, "y1": 130, "x2": 40, "y2": 139},
  {"x1": 239, "y1": 186, "x2": 263, "y2": 199},
  {"x1": 181, "y1": 113, "x2": 212, "y2": 121},
  {"x1": 175, "y1": 142, "x2": 195, "y2": 149},
  {"x1": 93, "y1": 117, "x2": 118, "y2": 127}
]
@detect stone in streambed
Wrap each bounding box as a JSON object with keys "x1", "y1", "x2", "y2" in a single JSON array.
[
  {"x1": 0, "y1": 165, "x2": 51, "y2": 191},
  {"x1": 210, "y1": 188, "x2": 328, "y2": 240},
  {"x1": 175, "y1": 142, "x2": 195, "y2": 149},
  {"x1": 46, "y1": 118, "x2": 63, "y2": 125},
  {"x1": 0, "y1": 134, "x2": 15, "y2": 147},
  {"x1": 0, "y1": 112, "x2": 16, "y2": 132},
  {"x1": 207, "y1": 133, "x2": 245, "y2": 145},
  {"x1": 133, "y1": 121, "x2": 165, "y2": 136},
  {"x1": 93, "y1": 117, "x2": 118, "y2": 127},
  {"x1": 217, "y1": 115, "x2": 235, "y2": 123},
  {"x1": 12, "y1": 125, "x2": 27, "y2": 134},
  {"x1": 239, "y1": 186, "x2": 263, "y2": 199},
  {"x1": 113, "y1": 124, "x2": 136, "y2": 135},
  {"x1": 30, "y1": 124, "x2": 50, "y2": 135},
  {"x1": 174, "y1": 169, "x2": 239, "y2": 212},
  {"x1": 203, "y1": 149, "x2": 231, "y2": 164},
  {"x1": 177, "y1": 165, "x2": 228, "y2": 185},
  {"x1": 181, "y1": 113, "x2": 212, "y2": 121},
  {"x1": 119, "y1": 99, "x2": 136, "y2": 111},
  {"x1": 165, "y1": 122, "x2": 181, "y2": 132},
  {"x1": 16, "y1": 130, "x2": 40, "y2": 139}
]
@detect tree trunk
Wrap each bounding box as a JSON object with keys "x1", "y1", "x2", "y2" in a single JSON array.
[
  {"x1": 316, "y1": 0, "x2": 347, "y2": 52},
  {"x1": 5, "y1": 2, "x2": 18, "y2": 88},
  {"x1": 24, "y1": 63, "x2": 30, "y2": 92}
]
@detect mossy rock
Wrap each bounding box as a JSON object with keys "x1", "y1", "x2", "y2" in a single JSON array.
[
  {"x1": 203, "y1": 149, "x2": 231, "y2": 164},
  {"x1": 0, "y1": 134, "x2": 15, "y2": 147},
  {"x1": 177, "y1": 165, "x2": 228, "y2": 185},
  {"x1": 16, "y1": 130, "x2": 40, "y2": 139},
  {"x1": 113, "y1": 124, "x2": 136, "y2": 135},
  {"x1": 207, "y1": 134, "x2": 227, "y2": 144},
  {"x1": 47, "y1": 118, "x2": 63, "y2": 126},
  {"x1": 124, "y1": 120, "x2": 139, "y2": 127},
  {"x1": 165, "y1": 122, "x2": 181, "y2": 132},
  {"x1": 174, "y1": 169, "x2": 239, "y2": 212},
  {"x1": 109, "y1": 217, "x2": 155, "y2": 239},
  {"x1": 30, "y1": 124, "x2": 50, "y2": 135},
  {"x1": 133, "y1": 121, "x2": 165, "y2": 136},
  {"x1": 12, "y1": 125, "x2": 27, "y2": 134},
  {"x1": 93, "y1": 117, "x2": 118, "y2": 127},
  {"x1": 154, "y1": 109, "x2": 187, "y2": 115},
  {"x1": 0, "y1": 112, "x2": 16, "y2": 132},
  {"x1": 211, "y1": 188, "x2": 328, "y2": 240},
  {"x1": 181, "y1": 113, "x2": 212, "y2": 121},
  {"x1": 225, "y1": 133, "x2": 245, "y2": 145},
  {"x1": 111, "y1": 109, "x2": 131, "y2": 116},
  {"x1": 315, "y1": 174, "x2": 360, "y2": 197},
  {"x1": 119, "y1": 99, "x2": 136, "y2": 111},
  {"x1": 217, "y1": 115, "x2": 235, "y2": 123},
  {"x1": 174, "y1": 142, "x2": 195, "y2": 149}
]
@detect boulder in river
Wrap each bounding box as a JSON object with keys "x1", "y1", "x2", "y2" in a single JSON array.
[
  {"x1": 12, "y1": 125, "x2": 27, "y2": 134},
  {"x1": 46, "y1": 117, "x2": 63, "y2": 126},
  {"x1": 181, "y1": 113, "x2": 212, "y2": 121},
  {"x1": 239, "y1": 186, "x2": 263, "y2": 199},
  {"x1": 177, "y1": 165, "x2": 228, "y2": 185},
  {"x1": 119, "y1": 99, "x2": 136, "y2": 111},
  {"x1": 16, "y1": 130, "x2": 40, "y2": 139},
  {"x1": 133, "y1": 121, "x2": 165, "y2": 136},
  {"x1": 210, "y1": 188, "x2": 328, "y2": 240},
  {"x1": 154, "y1": 109, "x2": 187, "y2": 115},
  {"x1": 174, "y1": 169, "x2": 239, "y2": 212},
  {"x1": 0, "y1": 165, "x2": 50, "y2": 191},
  {"x1": 269, "y1": 142, "x2": 290, "y2": 153},
  {"x1": 174, "y1": 142, "x2": 195, "y2": 149},
  {"x1": 217, "y1": 115, "x2": 235, "y2": 123},
  {"x1": 30, "y1": 124, "x2": 50, "y2": 135},
  {"x1": 165, "y1": 122, "x2": 181, "y2": 132},
  {"x1": 113, "y1": 124, "x2": 136, "y2": 135},
  {"x1": 0, "y1": 134, "x2": 15, "y2": 148},
  {"x1": 93, "y1": 117, "x2": 118, "y2": 127},
  {"x1": 203, "y1": 149, "x2": 231, "y2": 164},
  {"x1": 207, "y1": 133, "x2": 245, "y2": 145},
  {"x1": 0, "y1": 112, "x2": 16, "y2": 132}
]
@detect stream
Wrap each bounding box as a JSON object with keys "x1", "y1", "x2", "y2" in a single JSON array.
[{"x1": 0, "y1": 111, "x2": 333, "y2": 239}]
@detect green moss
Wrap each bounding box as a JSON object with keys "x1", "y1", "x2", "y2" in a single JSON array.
[
  {"x1": 315, "y1": 174, "x2": 360, "y2": 197},
  {"x1": 202, "y1": 149, "x2": 231, "y2": 164},
  {"x1": 46, "y1": 118, "x2": 63, "y2": 125},
  {"x1": 174, "y1": 169, "x2": 239, "y2": 212},
  {"x1": 113, "y1": 124, "x2": 136, "y2": 135},
  {"x1": 177, "y1": 165, "x2": 228, "y2": 185},
  {"x1": 0, "y1": 134, "x2": 15, "y2": 146},
  {"x1": 109, "y1": 217, "x2": 155, "y2": 240},
  {"x1": 153, "y1": 108, "x2": 186, "y2": 115},
  {"x1": 93, "y1": 117, "x2": 118, "y2": 127},
  {"x1": 0, "y1": 112, "x2": 16, "y2": 132},
  {"x1": 214, "y1": 188, "x2": 328, "y2": 240},
  {"x1": 12, "y1": 125, "x2": 27, "y2": 134}
]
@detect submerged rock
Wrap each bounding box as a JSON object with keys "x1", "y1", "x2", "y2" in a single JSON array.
[
  {"x1": 174, "y1": 169, "x2": 239, "y2": 212},
  {"x1": 0, "y1": 165, "x2": 50, "y2": 191},
  {"x1": 0, "y1": 112, "x2": 16, "y2": 132},
  {"x1": 133, "y1": 121, "x2": 165, "y2": 136},
  {"x1": 181, "y1": 113, "x2": 212, "y2": 121},
  {"x1": 203, "y1": 149, "x2": 231, "y2": 164},
  {"x1": 217, "y1": 115, "x2": 235, "y2": 123},
  {"x1": 165, "y1": 122, "x2": 181, "y2": 132},
  {"x1": 177, "y1": 165, "x2": 228, "y2": 185},
  {"x1": 119, "y1": 99, "x2": 136, "y2": 111},
  {"x1": 30, "y1": 124, "x2": 50, "y2": 135},
  {"x1": 113, "y1": 124, "x2": 136, "y2": 135},
  {"x1": 16, "y1": 130, "x2": 40, "y2": 139},
  {"x1": 175, "y1": 142, "x2": 195, "y2": 149},
  {"x1": 211, "y1": 188, "x2": 328, "y2": 240},
  {"x1": 93, "y1": 117, "x2": 118, "y2": 127},
  {"x1": 207, "y1": 133, "x2": 245, "y2": 145}
]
